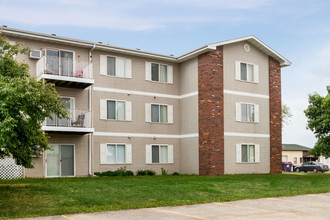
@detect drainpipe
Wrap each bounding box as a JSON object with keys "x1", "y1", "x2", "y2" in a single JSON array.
[{"x1": 88, "y1": 44, "x2": 96, "y2": 176}]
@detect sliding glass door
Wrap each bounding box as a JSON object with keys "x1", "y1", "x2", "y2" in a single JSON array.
[
  {"x1": 46, "y1": 50, "x2": 74, "y2": 77},
  {"x1": 46, "y1": 145, "x2": 74, "y2": 177}
]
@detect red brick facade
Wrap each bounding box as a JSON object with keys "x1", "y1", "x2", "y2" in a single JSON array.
[
  {"x1": 198, "y1": 46, "x2": 224, "y2": 176},
  {"x1": 269, "y1": 56, "x2": 282, "y2": 173}
]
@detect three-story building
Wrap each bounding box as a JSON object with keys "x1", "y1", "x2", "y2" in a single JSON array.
[{"x1": 2, "y1": 26, "x2": 290, "y2": 177}]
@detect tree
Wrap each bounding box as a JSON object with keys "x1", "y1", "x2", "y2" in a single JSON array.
[
  {"x1": 0, "y1": 34, "x2": 67, "y2": 168},
  {"x1": 304, "y1": 86, "x2": 330, "y2": 158},
  {"x1": 282, "y1": 104, "x2": 293, "y2": 127}
]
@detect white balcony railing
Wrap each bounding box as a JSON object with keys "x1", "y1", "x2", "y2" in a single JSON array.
[
  {"x1": 36, "y1": 55, "x2": 93, "y2": 80},
  {"x1": 45, "y1": 110, "x2": 91, "y2": 128}
]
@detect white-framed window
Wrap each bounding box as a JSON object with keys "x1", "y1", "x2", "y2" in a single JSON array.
[
  {"x1": 235, "y1": 61, "x2": 259, "y2": 83},
  {"x1": 100, "y1": 55, "x2": 132, "y2": 78},
  {"x1": 236, "y1": 102, "x2": 259, "y2": 123},
  {"x1": 100, "y1": 143, "x2": 132, "y2": 164},
  {"x1": 236, "y1": 144, "x2": 260, "y2": 163},
  {"x1": 293, "y1": 157, "x2": 297, "y2": 164},
  {"x1": 145, "y1": 103, "x2": 173, "y2": 124},
  {"x1": 145, "y1": 144, "x2": 173, "y2": 164},
  {"x1": 282, "y1": 155, "x2": 288, "y2": 162},
  {"x1": 100, "y1": 99, "x2": 132, "y2": 121},
  {"x1": 145, "y1": 62, "x2": 173, "y2": 84},
  {"x1": 46, "y1": 49, "x2": 75, "y2": 76}
]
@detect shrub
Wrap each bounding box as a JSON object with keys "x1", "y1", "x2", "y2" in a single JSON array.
[
  {"x1": 136, "y1": 169, "x2": 156, "y2": 176},
  {"x1": 172, "y1": 172, "x2": 180, "y2": 176},
  {"x1": 161, "y1": 168, "x2": 168, "y2": 175},
  {"x1": 94, "y1": 167, "x2": 134, "y2": 177}
]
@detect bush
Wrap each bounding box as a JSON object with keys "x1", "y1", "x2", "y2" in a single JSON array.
[
  {"x1": 172, "y1": 172, "x2": 180, "y2": 176},
  {"x1": 136, "y1": 169, "x2": 156, "y2": 176},
  {"x1": 94, "y1": 167, "x2": 134, "y2": 177},
  {"x1": 161, "y1": 168, "x2": 168, "y2": 175}
]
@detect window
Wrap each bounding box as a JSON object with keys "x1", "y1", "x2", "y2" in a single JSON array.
[
  {"x1": 300, "y1": 157, "x2": 303, "y2": 163},
  {"x1": 46, "y1": 50, "x2": 74, "y2": 76},
  {"x1": 146, "y1": 144, "x2": 173, "y2": 164},
  {"x1": 293, "y1": 157, "x2": 297, "y2": 164},
  {"x1": 151, "y1": 63, "x2": 167, "y2": 82},
  {"x1": 241, "y1": 103, "x2": 254, "y2": 122},
  {"x1": 100, "y1": 99, "x2": 132, "y2": 121},
  {"x1": 282, "y1": 155, "x2": 288, "y2": 162},
  {"x1": 235, "y1": 61, "x2": 259, "y2": 83},
  {"x1": 236, "y1": 144, "x2": 259, "y2": 163},
  {"x1": 151, "y1": 104, "x2": 167, "y2": 123},
  {"x1": 100, "y1": 55, "x2": 131, "y2": 78},
  {"x1": 236, "y1": 102, "x2": 259, "y2": 123},
  {"x1": 100, "y1": 143, "x2": 132, "y2": 164},
  {"x1": 145, "y1": 103, "x2": 173, "y2": 123},
  {"x1": 241, "y1": 62, "x2": 254, "y2": 82},
  {"x1": 107, "y1": 100, "x2": 125, "y2": 120},
  {"x1": 152, "y1": 145, "x2": 168, "y2": 163},
  {"x1": 107, "y1": 144, "x2": 125, "y2": 163},
  {"x1": 242, "y1": 144, "x2": 255, "y2": 162},
  {"x1": 145, "y1": 62, "x2": 173, "y2": 83}
]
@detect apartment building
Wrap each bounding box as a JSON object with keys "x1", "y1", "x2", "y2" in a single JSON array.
[{"x1": 1, "y1": 26, "x2": 291, "y2": 177}]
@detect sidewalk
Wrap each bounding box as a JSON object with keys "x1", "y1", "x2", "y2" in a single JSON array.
[{"x1": 15, "y1": 193, "x2": 330, "y2": 220}]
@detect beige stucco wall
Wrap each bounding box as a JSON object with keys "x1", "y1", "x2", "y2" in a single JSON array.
[
  {"x1": 179, "y1": 137, "x2": 199, "y2": 174},
  {"x1": 179, "y1": 57, "x2": 198, "y2": 95},
  {"x1": 93, "y1": 91, "x2": 179, "y2": 134},
  {"x1": 224, "y1": 137, "x2": 270, "y2": 174},
  {"x1": 56, "y1": 87, "x2": 89, "y2": 112},
  {"x1": 223, "y1": 42, "x2": 270, "y2": 174},
  {"x1": 91, "y1": 49, "x2": 182, "y2": 174},
  {"x1": 223, "y1": 41, "x2": 269, "y2": 94},
  {"x1": 24, "y1": 155, "x2": 45, "y2": 178},
  {"x1": 93, "y1": 136, "x2": 180, "y2": 174},
  {"x1": 178, "y1": 58, "x2": 199, "y2": 174},
  {"x1": 223, "y1": 94, "x2": 269, "y2": 134},
  {"x1": 92, "y1": 50, "x2": 180, "y2": 95},
  {"x1": 282, "y1": 151, "x2": 303, "y2": 166}
]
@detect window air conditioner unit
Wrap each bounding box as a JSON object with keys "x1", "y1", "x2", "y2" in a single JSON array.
[{"x1": 29, "y1": 50, "x2": 42, "y2": 59}]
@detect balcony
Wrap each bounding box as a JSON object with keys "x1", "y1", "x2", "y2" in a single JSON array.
[
  {"x1": 36, "y1": 52, "x2": 94, "y2": 89},
  {"x1": 42, "y1": 110, "x2": 94, "y2": 134}
]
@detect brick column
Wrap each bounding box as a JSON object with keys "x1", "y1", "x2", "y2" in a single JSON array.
[
  {"x1": 198, "y1": 46, "x2": 224, "y2": 176},
  {"x1": 269, "y1": 56, "x2": 282, "y2": 173}
]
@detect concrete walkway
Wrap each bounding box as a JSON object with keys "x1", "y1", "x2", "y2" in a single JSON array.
[{"x1": 16, "y1": 193, "x2": 330, "y2": 220}]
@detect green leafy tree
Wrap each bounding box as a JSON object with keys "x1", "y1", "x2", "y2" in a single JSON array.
[
  {"x1": 282, "y1": 104, "x2": 293, "y2": 127},
  {"x1": 305, "y1": 86, "x2": 330, "y2": 158},
  {"x1": 0, "y1": 34, "x2": 67, "y2": 168}
]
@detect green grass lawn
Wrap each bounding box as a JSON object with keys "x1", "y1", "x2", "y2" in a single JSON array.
[{"x1": 1, "y1": 173, "x2": 330, "y2": 219}]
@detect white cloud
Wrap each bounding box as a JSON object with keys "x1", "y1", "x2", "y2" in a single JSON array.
[{"x1": 0, "y1": 0, "x2": 272, "y2": 31}]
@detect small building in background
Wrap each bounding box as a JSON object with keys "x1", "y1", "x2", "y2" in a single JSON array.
[{"x1": 282, "y1": 144, "x2": 317, "y2": 167}]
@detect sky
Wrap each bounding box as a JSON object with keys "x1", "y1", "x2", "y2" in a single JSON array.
[{"x1": 1, "y1": 0, "x2": 330, "y2": 148}]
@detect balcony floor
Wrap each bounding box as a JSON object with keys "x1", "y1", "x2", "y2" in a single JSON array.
[
  {"x1": 37, "y1": 74, "x2": 94, "y2": 89},
  {"x1": 42, "y1": 126, "x2": 94, "y2": 134}
]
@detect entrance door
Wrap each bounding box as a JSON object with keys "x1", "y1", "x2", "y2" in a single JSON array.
[{"x1": 46, "y1": 145, "x2": 74, "y2": 177}]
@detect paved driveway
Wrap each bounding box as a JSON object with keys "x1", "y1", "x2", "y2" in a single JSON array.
[{"x1": 16, "y1": 193, "x2": 330, "y2": 220}]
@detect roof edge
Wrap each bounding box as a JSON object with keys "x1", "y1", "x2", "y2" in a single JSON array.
[{"x1": 1, "y1": 27, "x2": 291, "y2": 66}]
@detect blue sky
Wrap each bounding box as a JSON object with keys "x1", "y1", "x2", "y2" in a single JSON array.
[{"x1": 1, "y1": 0, "x2": 330, "y2": 148}]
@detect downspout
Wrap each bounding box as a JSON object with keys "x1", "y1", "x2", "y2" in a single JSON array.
[{"x1": 88, "y1": 44, "x2": 96, "y2": 176}]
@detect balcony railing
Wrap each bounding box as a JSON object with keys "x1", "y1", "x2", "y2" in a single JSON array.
[
  {"x1": 36, "y1": 54, "x2": 94, "y2": 88},
  {"x1": 37, "y1": 59, "x2": 93, "y2": 79},
  {"x1": 45, "y1": 110, "x2": 92, "y2": 128}
]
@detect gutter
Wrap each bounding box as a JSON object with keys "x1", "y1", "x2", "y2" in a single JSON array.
[{"x1": 88, "y1": 44, "x2": 95, "y2": 176}]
